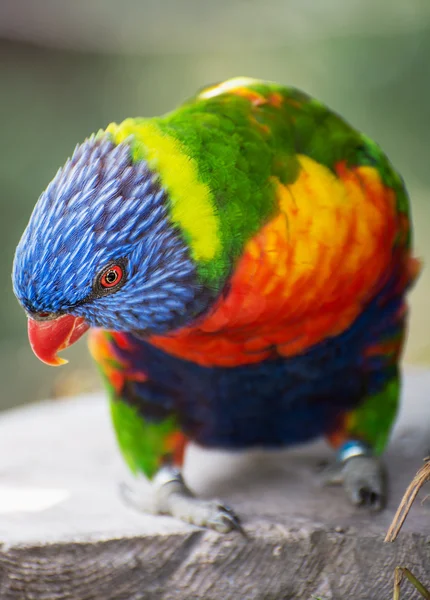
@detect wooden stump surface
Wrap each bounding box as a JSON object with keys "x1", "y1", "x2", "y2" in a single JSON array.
[{"x1": 0, "y1": 368, "x2": 430, "y2": 599}]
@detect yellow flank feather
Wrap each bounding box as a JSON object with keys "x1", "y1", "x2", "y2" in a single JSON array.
[
  {"x1": 271, "y1": 154, "x2": 394, "y2": 316},
  {"x1": 106, "y1": 119, "x2": 220, "y2": 263}
]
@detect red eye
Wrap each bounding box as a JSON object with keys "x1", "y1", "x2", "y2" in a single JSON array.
[{"x1": 100, "y1": 264, "x2": 123, "y2": 288}]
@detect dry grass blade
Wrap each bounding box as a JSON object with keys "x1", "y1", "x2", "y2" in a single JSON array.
[
  {"x1": 393, "y1": 567, "x2": 430, "y2": 599},
  {"x1": 385, "y1": 458, "x2": 430, "y2": 543},
  {"x1": 393, "y1": 566, "x2": 403, "y2": 600}
]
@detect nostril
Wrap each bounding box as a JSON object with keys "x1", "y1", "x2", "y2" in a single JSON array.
[{"x1": 27, "y1": 310, "x2": 56, "y2": 321}]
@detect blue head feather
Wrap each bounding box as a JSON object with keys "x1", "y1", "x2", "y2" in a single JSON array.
[{"x1": 13, "y1": 134, "x2": 212, "y2": 334}]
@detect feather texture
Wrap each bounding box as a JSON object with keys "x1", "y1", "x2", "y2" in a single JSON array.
[{"x1": 13, "y1": 77, "x2": 420, "y2": 478}]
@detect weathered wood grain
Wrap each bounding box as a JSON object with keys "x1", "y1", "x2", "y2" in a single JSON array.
[{"x1": 0, "y1": 368, "x2": 429, "y2": 599}]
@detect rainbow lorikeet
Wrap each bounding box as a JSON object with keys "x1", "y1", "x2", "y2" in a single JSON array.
[{"x1": 13, "y1": 77, "x2": 420, "y2": 532}]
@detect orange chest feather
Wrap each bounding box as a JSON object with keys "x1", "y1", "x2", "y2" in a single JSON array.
[{"x1": 149, "y1": 157, "x2": 411, "y2": 367}]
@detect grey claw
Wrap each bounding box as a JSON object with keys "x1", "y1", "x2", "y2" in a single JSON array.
[
  {"x1": 208, "y1": 513, "x2": 236, "y2": 533},
  {"x1": 342, "y1": 456, "x2": 386, "y2": 512},
  {"x1": 351, "y1": 486, "x2": 383, "y2": 511},
  {"x1": 206, "y1": 504, "x2": 247, "y2": 536}
]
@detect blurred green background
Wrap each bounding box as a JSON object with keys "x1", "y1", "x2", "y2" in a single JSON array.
[{"x1": 0, "y1": 0, "x2": 429, "y2": 411}]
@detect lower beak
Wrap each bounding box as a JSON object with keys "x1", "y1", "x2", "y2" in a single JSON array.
[{"x1": 28, "y1": 314, "x2": 90, "y2": 366}]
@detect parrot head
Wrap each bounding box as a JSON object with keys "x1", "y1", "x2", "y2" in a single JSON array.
[{"x1": 12, "y1": 133, "x2": 213, "y2": 366}]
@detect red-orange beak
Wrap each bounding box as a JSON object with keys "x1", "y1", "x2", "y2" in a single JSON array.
[{"x1": 28, "y1": 314, "x2": 90, "y2": 366}]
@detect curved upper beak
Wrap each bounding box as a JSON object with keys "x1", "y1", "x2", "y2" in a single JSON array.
[{"x1": 27, "y1": 314, "x2": 90, "y2": 366}]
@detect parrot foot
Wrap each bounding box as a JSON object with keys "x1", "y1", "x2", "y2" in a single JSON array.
[
  {"x1": 319, "y1": 453, "x2": 386, "y2": 511},
  {"x1": 121, "y1": 467, "x2": 244, "y2": 534}
]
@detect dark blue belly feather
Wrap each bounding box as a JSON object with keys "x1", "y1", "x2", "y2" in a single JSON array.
[{"x1": 114, "y1": 280, "x2": 404, "y2": 449}]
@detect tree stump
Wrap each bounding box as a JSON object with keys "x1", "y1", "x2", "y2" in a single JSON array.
[{"x1": 0, "y1": 368, "x2": 430, "y2": 599}]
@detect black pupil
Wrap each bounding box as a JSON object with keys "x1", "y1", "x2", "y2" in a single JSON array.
[{"x1": 105, "y1": 270, "x2": 117, "y2": 284}]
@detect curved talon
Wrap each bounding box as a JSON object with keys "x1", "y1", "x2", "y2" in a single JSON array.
[
  {"x1": 350, "y1": 486, "x2": 381, "y2": 509},
  {"x1": 206, "y1": 504, "x2": 246, "y2": 536}
]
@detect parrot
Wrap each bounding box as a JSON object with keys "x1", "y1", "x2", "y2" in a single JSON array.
[{"x1": 12, "y1": 77, "x2": 420, "y2": 533}]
